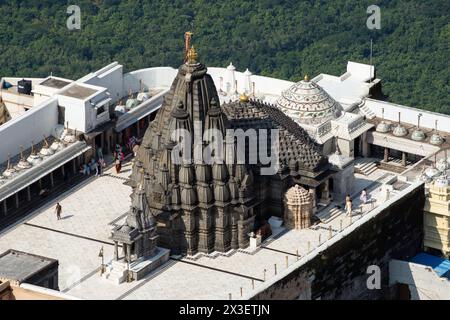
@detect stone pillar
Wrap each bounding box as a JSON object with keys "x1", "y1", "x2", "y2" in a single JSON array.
[
  {"x1": 27, "y1": 186, "x2": 31, "y2": 202},
  {"x1": 309, "y1": 188, "x2": 317, "y2": 214},
  {"x1": 61, "y1": 164, "x2": 65, "y2": 177},
  {"x1": 50, "y1": 172, "x2": 54, "y2": 188},
  {"x1": 197, "y1": 209, "x2": 214, "y2": 253},
  {"x1": 15, "y1": 193, "x2": 19, "y2": 209},
  {"x1": 114, "y1": 241, "x2": 119, "y2": 260},
  {"x1": 72, "y1": 159, "x2": 77, "y2": 175},
  {"x1": 127, "y1": 244, "x2": 132, "y2": 263},
  {"x1": 384, "y1": 147, "x2": 389, "y2": 162},
  {"x1": 3, "y1": 201, "x2": 7, "y2": 216},
  {"x1": 361, "y1": 133, "x2": 370, "y2": 157},
  {"x1": 402, "y1": 152, "x2": 407, "y2": 167},
  {"x1": 100, "y1": 132, "x2": 104, "y2": 150},
  {"x1": 320, "y1": 179, "x2": 330, "y2": 205}
]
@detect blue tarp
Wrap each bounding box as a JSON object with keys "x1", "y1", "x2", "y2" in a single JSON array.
[
  {"x1": 2, "y1": 81, "x2": 13, "y2": 89},
  {"x1": 411, "y1": 253, "x2": 450, "y2": 279}
]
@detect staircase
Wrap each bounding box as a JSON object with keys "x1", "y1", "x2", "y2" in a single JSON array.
[
  {"x1": 359, "y1": 102, "x2": 376, "y2": 119},
  {"x1": 316, "y1": 206, "x2": 345, "y2": 223},
  {"x1": 355, "y1": 161, "x2": 378, "y2": 176},
  {"x1": 102, "y1": 260, "x2": 128, "y2": 285}
]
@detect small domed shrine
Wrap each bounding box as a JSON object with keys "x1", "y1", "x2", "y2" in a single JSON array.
[
  {"x1": 284, "y1": 184, "x2": 313, "y2": 229},
  {"x1": 276, "y1": 75, "x2": 343, "y2": 127}
]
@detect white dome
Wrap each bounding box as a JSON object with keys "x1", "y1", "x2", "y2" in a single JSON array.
[
  {"x1": 425, "y1": 166, "x2": 441, "y2": 178},
  {"x1": 411, "y1": 129, "x2": 426, "y2": 141},
  {"x1": 393, "y1": 124, "x2": 408, "y2": 137},
  {"x1": 376, "y1": 121, "x2": 391, "y2": 133},
  {"x1": 276, "y1": 77, "x2": 342, "y2": 126}
]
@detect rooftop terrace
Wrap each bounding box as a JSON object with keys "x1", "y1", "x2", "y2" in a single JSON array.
[
  {"x1": 0, "y1": 249, "x2": 57, "y2": 283},
  {"x1": 60, "y1": 84, "x2": 98, "y2": 100}
]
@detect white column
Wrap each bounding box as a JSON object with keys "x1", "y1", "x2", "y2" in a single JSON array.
[{"x1": 226, "y1": 62, "x2": 236, "y2": 94}]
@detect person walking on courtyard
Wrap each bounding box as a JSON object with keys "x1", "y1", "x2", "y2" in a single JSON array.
[
  {"x1": 360, "y1": 189, "x2": 367, "y2": 204},
  {"x1": 55, "y1": 202, "x2": 62, "y2": 220},
  {"x1": 345, "y1": 195, "x2": 352, "y2": 217},
  {"x1": 115, "y1": 157, "x2": 122, "y2": 174},
  {"x1": 359, "y1": 188, "x2": 368, "y2": 213}
]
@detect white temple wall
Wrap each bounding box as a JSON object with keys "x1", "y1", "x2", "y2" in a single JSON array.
[
  {"x1": 124, "y1": 67, "x2": 178, "y2": 95},
  {"x1": 337, "y1": 138, "x2": 354, "y2": 158},
  {"x1": 78, "y1": 62, "x2": 124, "y2": 104},
  {"x1": 331, "y1": 165, "x2": 355, "y2": 199},
  {"x1": 0, "y1": 98, "x2": 58, "y2": 164},
  {"x1": 56, "y1": 95, "x2": 88, "y2": 133}
]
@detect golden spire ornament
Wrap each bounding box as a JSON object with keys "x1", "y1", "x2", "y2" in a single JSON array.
[{"x1": 187, "y1": 45, "x2": 198, "y2": 64}]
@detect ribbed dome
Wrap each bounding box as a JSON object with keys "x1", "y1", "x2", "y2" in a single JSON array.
[
  {"x1": 276, "y1": 77, "x2": 342, "y2": 125},
  {"x1": 376, "y1": 121, "x2": 391, "y2": 133},
  {"x1": 285, "y1": 184, "x2": 311, "y2": 205},
  {"x1": 430, "y1": 133, "x2": 444, "y2": 145},
  {"x1": 393, "y1": 124, "x2": 408, "y2": 137},
  {"x1": 411, "y1": 129, "x2": 426, "y2": 141}
]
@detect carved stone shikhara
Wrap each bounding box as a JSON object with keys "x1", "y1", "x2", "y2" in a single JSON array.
[{"x1": 118, "y1": 51, "x2": 331, "y2": 256}]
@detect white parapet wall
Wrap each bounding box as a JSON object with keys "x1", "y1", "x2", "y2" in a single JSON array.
[
  {"x1": 364, "y1": 98, "x2": 450, "y2": 133},
  {"x1": 389, "y1": 259, "x2": 450, "y2": 300},
  {"x1": 124, "y1": 67, "x2": 178, "y2": 94},
  {"x1": 0, "y1": 98, "x2": 58, "y2": 164}
]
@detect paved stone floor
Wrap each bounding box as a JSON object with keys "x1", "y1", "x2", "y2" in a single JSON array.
[{"x1": 0, "y1": 163, "x2": 403, "y2": 300}]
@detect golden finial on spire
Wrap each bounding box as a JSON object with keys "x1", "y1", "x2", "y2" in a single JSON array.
[
  {"x1": 184, "y1": 31, "x2": 194, "y2": 63},
  {"x1": 304, "y1": 74, "x2": 309, "y2": 82},
  {"x1": 239, "y1": 93, "x2": 249, "y2": 103},
  {"x1": 187, "y1": 45, "x2": 198, "y2": 64}
]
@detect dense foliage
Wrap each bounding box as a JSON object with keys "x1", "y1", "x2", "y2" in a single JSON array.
[{"x1": 0, "y1": 0, "x2": 448, "y2": 114}]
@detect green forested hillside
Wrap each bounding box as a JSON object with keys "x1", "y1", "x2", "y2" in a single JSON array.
[{"x1": 0, "y1": 0, "x2": 448, "y2": 114}]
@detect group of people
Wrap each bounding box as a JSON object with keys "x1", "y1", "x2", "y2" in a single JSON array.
[
  {"x1": 80, "y1": 147, "x2": 106, "y2": 177},
  {"x1": 344, "y1": 189, "x2": 368, "y2": 217},
  {"x1": 80, "y1": 157, "x2": 105, "y2": 176}
]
